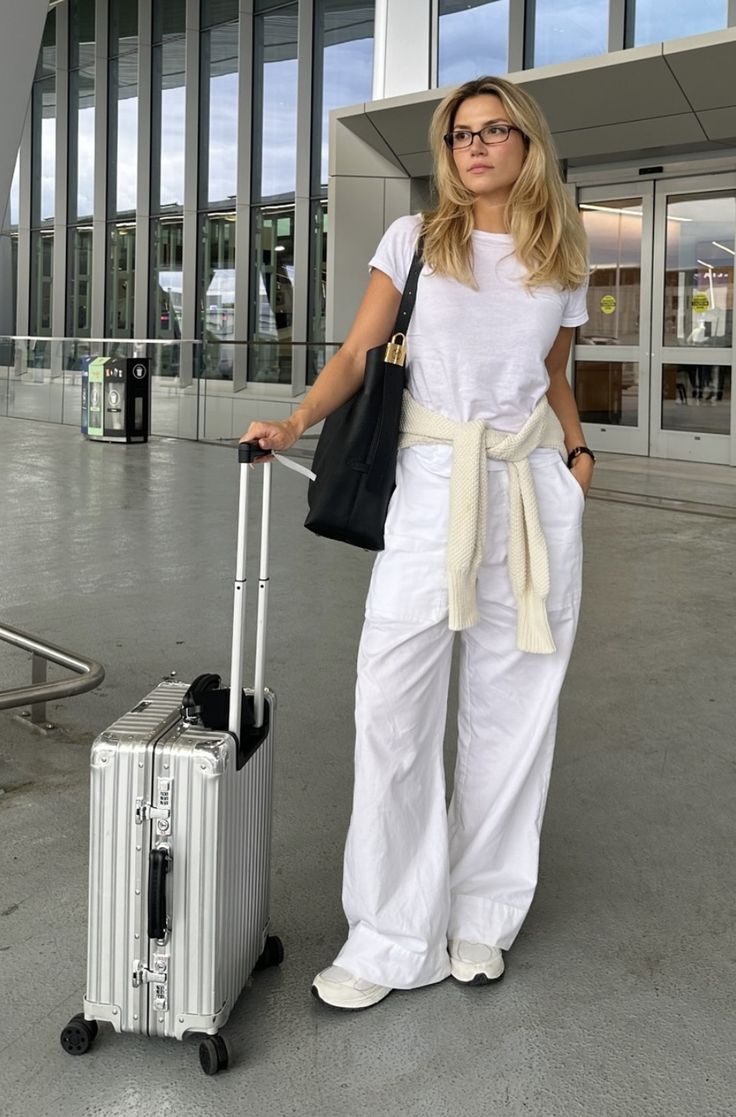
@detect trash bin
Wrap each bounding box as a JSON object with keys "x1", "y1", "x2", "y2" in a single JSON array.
[{"x1": 85, "y1": 357, "x2": 150, "y2": 443}]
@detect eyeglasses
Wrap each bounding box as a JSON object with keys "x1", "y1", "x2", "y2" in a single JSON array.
[{"x1": 443, "y1": 124, "x2": 525, "y2": 150}]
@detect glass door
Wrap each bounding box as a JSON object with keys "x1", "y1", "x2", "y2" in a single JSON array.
[
  {"x1": 574, "y1": 174, "x2": 736, "y2": 465},
  {"x1": 574, "y1": 183, "x2": 653, "y2": 456},
  {"x1": 650, "y1": 175, "x2": 735, "y2": 465}
]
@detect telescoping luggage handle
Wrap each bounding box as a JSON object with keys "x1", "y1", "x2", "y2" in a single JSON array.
[{"x1": 229, "y1": 441, "x2": 272, "y2": 737}]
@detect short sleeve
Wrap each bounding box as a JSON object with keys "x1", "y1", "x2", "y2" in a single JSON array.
[
  {"x1": 368, "y1": 214, "x2": 423, "y2": 294},
  {"x1": 561, "y1": 274, "x2": 590, "y2": 327}
]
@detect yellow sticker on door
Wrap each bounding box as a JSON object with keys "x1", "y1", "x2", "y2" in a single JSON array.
[
  {"x1": 692, "y1": 293, "x2": 709, "y2": 313},
  {"x1": 600, "y1": 295, "x2": 616, "y2": 315}
]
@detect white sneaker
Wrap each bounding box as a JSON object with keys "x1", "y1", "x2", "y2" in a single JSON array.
[
  {"x1": 311, "y1": 965, "x2": 392, "y2": 1010},
  {"x1": 448, "y1": 940, "x2": 505, "y2": 985}
]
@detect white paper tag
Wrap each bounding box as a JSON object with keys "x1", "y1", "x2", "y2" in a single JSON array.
[{"x1": 272, "y1": 452, "x2": 316, "y2": 482}]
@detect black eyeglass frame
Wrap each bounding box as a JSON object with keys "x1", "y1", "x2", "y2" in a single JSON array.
[{"x1": 443, "y1": 124, "x2": 526, "y2": 150}]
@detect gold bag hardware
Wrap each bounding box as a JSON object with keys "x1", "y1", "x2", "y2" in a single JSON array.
[{"x1": 384, "y1": 333, "x2": 407, "y2": 366}]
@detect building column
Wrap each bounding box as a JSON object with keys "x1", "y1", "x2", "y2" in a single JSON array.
[
  {"x1": 134, "y1": 0, "x2": 154, "y2": 342},
  {"x1": 181, "y1": 0, "x2": 201, "y2": 387},
  {"x1": 52, "y1": 0, "x2": 70, "y2": 341},
  {"x1": 373, "y1": 0, "x2": 432, "y2": 100},
  {"x1": 233, "y1": 1, "x2": 254, "y2": 393},
  {"x1": 91, "y1": 0, "x2": 110, "y2": 338}
]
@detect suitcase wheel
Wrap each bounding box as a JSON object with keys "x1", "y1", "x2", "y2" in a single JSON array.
[
  {"x1": 254, "y1": 934, "x2": 285, "y2": 972},
  {"x1": 199, "y1": 1034, "x2": 230, "y2": 1076},
  {"x1": 60, "y1": 1014, "x2": 99, "y2": 1056}
]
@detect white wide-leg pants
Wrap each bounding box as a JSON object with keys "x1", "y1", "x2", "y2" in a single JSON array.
[{"x1": 334, "y1": 446, "x2": 584, "y2": 990}]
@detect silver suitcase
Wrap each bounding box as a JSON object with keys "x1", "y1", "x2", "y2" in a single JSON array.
[{"x1": 61, "y1": 447, "x2": 282, "y2": 1075}]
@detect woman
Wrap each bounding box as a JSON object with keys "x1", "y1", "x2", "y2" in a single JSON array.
[{"x1": 242, "y1": 76, "x2": 592, "y2": 1010}]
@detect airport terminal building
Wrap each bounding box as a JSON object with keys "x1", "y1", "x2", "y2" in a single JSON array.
[{"x1": 2, "y1": 0, "x2": 736, "y2": 465}]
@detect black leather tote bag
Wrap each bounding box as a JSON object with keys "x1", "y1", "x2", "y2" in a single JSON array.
[{"x1": 304, "y1": 249, "x2": 424, "y2": 550}]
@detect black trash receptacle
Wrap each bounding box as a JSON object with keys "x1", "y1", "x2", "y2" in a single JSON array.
[{"x1": 86, "y1": 357, "x2": 150, "y2": 443}]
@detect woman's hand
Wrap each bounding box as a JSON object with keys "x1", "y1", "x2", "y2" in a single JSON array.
[
  {"x1": 570, "y1": 453, "x2": 594, "y2": 497},
  {"x1": 239, "y1": 417, "x2": 302, "y2": 457}
]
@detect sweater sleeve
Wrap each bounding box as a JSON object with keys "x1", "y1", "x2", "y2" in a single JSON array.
[{"x1": 368, "y1": 214, "x2": 423, "y2": 294}]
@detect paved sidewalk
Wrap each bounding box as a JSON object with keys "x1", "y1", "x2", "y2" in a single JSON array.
[{"x1": 0, "y1": 416, "x2": 733, "y2": 1117}]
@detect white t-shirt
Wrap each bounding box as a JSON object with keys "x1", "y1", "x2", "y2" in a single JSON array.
[{"x1": 369, "y1": 213, "x2": 589, "y2": 433}]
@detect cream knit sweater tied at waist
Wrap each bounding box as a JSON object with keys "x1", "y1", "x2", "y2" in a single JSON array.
[{"x1": 398, "y1": 391, "x2": 566, "y2": 654}]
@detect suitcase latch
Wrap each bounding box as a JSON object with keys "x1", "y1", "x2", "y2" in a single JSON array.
[
  {"x1": 135, "y1": 778, "x2": 172, "y2": 833},
  {"x1": 132, "y1": 954, "x2": 169, "y2": 1011}
]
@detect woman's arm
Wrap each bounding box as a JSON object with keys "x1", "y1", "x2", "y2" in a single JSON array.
[
  {"x1": 545, "y1": 325, "x2": 594, "y2": 495},
  {"x1": 240, "y1": 269, "x2": 402, "y2": 452}
]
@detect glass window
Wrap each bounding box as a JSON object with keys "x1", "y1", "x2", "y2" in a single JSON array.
[
  {"x1": 67, "y1": 227, "x2": 93, "y2": 336},
  {"x1": 154, "y1": 0, "x2": 186, "y2": 41},
  {"x1": 438, "y1": 1, "x2": 508, "y2": 88},
  {"x1": 199, "y1": 213, "x2": 236, "y2": 378},
  {"x1": 661, "y1": 364, "x2": 730, "y2": 433},
  {"x1": 30, "y1": 230, "x2": 54, "y2": 335},
  {"x1": 152, "y1": 39, "x2": 186, "y2": 210},
  {"x1": 110, "y1": 0, "x2": 139, "y2": 57},
  {"x1": 32, "y1": 77, "x2": 56, "y2": 225},
  {"x1": 531, "y1": 0, "x2": 608, "y2": 68},
  {"x1": 106, "y1": 223, "x2": 137, "y2": 337},
  {"x1": 573, "y1": 361, "x2": 639, "y2": 426},
  {"x1": 150, "y1": 217, "x2": 184, "y2": 339},
  {"x1": 201, "y1": 22, "x2": 239, "y2": 206},
  {"x1": 663, "y1": 194, "x2": 734, "y2": 349},
  {"x1": 110, "y1": 53, "x2": 139, "y2": 214},
  {"x1": 36, "y1": 9, "x2": 56, "y2": 80},
  {"x1": 250, "y1": 206, "x2": 294, "y2": 383},
  {"x1": 578, "y1": 200, "x2": 642, "y2": 346},
  {"x1": 313, "y1": 1, "x2": 374, "y2": 190},
  {"x1": 629, "y1": 0, "x2": 727, "y2": 47},
  {"x1": 202, "y1": 0, "x2": 239, "y2": 27},
  {"x1": 307, "y1": 200, "x2": 328, "y2": 384},
  {"x1": 253, "y1": 4, "x2": 298, "y2": 200},
  {"x1": 69, "y1": 66, "x2": 96, "y2": 222},
  {"x1": 9, "y1": 154, "x2": 20, "y2": 227},
  {"x1": 70, "y1": 0, "x2": 96, "y2": 70}
]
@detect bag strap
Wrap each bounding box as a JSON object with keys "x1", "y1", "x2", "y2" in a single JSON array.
[{"x1": 391, "y1": 238, "x2": 424, "y2": 337}]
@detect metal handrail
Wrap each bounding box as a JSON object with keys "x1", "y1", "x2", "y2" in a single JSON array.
[{"x1": 0, "y1": 622, "x2": 105, "y2": 725}]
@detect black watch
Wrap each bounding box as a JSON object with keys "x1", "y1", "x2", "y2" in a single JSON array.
[{"x1": 567, "y1": 446, "x2": 596, "y2": 469}]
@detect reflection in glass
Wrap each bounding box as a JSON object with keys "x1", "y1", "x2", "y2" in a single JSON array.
[
  {"x1": 202, "y1": 22, "x2": 239, "y2": 206},
  {"x1": 663, "y1": 194, "x2": 734, "y2": 349},
  {"x1": 250, "y1": 206, "x2": 294, "y2": 383},
  {"x1": 36, "y1": 10, "x2": 56, "y2": 79},
  {"x1": 9, "y1": 155, "x2": 19, "y2": 227},
  {"x1": 110, "y1": 0, "x2": 139, "y2": 56},
  {"x1": 150, "y1": 218, "x2": 184, "y2": 342},
  {"x1": 202, "y1": 0, "x2": 239, "y2": 27},
  {"x1": 661, "y1": 364, "x2": 731, "y2": 435},
  {"x1": 106, "y1": 224, "x2": 137, "y2": 337},
  {"x1": 314, "y1": 0, "x2": 374, "y2": 188},
  {"x1": 30, "y1": 231, "x2": 54, "y2": 336},
  {"x1": 254, "y1": 5, "x2": 298, "y2": 199},
  {"x1": 153, "y1": 39, "x2": 186, "y2": 209},
  {"x1": 307, "y1": 201, "x2": 328, "y2": 384},
  {"x1": 67, "y1": 227, "x2": 93, "y2": 336},
  {"x1": 573, "y1": 361, "x2": 639, "y2": 426},
  {"x1": 154, "y1": 0, "x2": 186, "y2": 42},
  {"x1": 32, "y1": 77, "x2": 56, "y2": 224},
  {"x1": 630, "y1": 0, "x2": 726, "y2": 47},
  {"x1": 69, "y1": 67, "x2": 95, "y2": 221},
  {"x1": 438, "y1": 1, "x2": 508, "y2": 88},
  {"x1": 199, "y1": 214, "x2": 236, "y2": 379},
  {"x1": 111, "y1": 53, "x2": 139, "y2": 213},
  {"x1": 531, "y1": 0, "x2": 607, "y2": 67},
  {"x1": 578, "y1": 200, "x2": 642, "y2": 346},
  {"x1": 70, "y1": 0, "x2": 96, "y2": 70}
]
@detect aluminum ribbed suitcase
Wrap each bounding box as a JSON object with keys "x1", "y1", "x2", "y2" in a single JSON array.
[{"x1": 62, "y1": 446, "x2": 282, "y2": 1075}]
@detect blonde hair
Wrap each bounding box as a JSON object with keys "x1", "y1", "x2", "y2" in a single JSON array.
[{"x1": 421, "y1": 76, "x2": 588, "y2": 291}]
